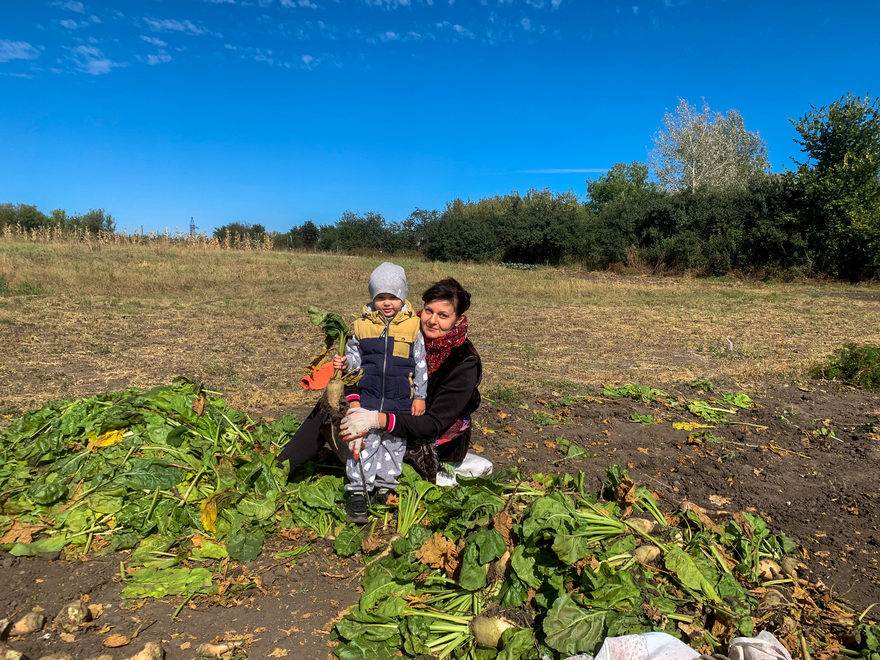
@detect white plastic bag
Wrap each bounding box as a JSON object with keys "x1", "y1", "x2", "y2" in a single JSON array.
[
  {"x1": 435, "y1": 452, "x2": 493, "y2": 486},
  {"x1": 728, "y1": 631, "x2": 792, "y2": 660},
  {"x1": 565, "y1": 631, "x2": 701, "y2": 660}
]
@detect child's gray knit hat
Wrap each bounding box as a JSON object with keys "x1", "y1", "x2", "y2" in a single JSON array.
[{"x1": 369, "y1": 262, "x2": 408, "y2": 302}]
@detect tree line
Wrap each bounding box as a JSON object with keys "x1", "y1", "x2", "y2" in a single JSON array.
[
  {"x1": 278, "y1": 93, "x2": 880, "y2": 281},
  {"x1": 5, "y1": 93, "x2": 879, "y2": 280},
  {"x1": 0, "y1": 206, "x2": 115, "y2": 235}
]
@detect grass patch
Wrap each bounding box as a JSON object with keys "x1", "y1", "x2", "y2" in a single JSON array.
[
  {"x1": 809, "y1": 344, "x2": 880, "y2": 391},
  {"x1": 0, "y1": 274, "x2": 46, "y2": 296},
  {"x1": 483, "y1": 385, "x2": 525, "y2": 407}
]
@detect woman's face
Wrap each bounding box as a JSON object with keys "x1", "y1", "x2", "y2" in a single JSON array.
[{"x1": 420, "y1": 299, "x2": 460, "y2": 340}]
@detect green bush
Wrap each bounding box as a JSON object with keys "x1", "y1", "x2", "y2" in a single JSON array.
[{"x1": 809, "y1": 344, "x2": 880, "y2": 391}]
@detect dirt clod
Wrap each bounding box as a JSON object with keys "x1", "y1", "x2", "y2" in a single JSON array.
[
  {"x1": 10, "y1": 615, "x2": 45, "y2": 638},
  {"x1": 122, "y1": 642, "x2": 164, "y2": 660}
]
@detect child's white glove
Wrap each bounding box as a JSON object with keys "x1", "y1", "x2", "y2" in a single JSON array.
[
  {"x1": 340, "y1": 407, "x2": 380, "y2": 444},
  {"x1": 348, "y1": 437, "x2": 365, "y2": 457}
]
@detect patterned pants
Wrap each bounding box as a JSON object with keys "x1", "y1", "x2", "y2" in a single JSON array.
[{"x1": 345, "y1": 430, "x2": 405, "y2": 492}]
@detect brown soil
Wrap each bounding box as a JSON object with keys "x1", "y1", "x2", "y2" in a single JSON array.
[{"x1": 2, "y1": 379, "x2": 879, "y2": 660}]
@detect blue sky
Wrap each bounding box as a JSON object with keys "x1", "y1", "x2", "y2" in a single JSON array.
[{"x1": 1, "y1": 1, "x2": 878, "y2": 234}]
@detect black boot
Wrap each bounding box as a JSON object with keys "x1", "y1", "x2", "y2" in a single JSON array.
[{"x1": 345, "y1": 493, "x2": 369, "y2": 523}]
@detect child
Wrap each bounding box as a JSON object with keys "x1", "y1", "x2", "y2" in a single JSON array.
[{"x1": 333, "y1": 262, "x2": 427, "y2": 523}]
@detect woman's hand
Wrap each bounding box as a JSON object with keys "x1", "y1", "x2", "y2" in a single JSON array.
[
  {"x1": 340, "y1": 407, "x2": 380, "y2": 442},
  {"x1": 332, "y1": 354, "x2": 348, "y2": 371}
]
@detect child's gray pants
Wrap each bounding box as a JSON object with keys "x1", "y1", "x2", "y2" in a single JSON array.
[{"x1": 345, "y1": 429, "x2": 405, "y2": 492}]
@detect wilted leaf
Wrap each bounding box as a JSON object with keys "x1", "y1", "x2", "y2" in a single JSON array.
[
  {"x1": 673, "y1": 421, "x2": 712, "y2": 430},
  {"x1": 0, "y1": 520, "x2": 43, "y2": 544},
  {"x1": 103, "y1": 633, "x2": 132, "y2": 648},
  {"x1": 200, "y1": 489, "x2": 239, "y2": 533},
  {"x1": 88, "y1": 429, "x2": 125, "y2": 451},
  {"x1": 614, "y1": 476, "x2": 637, "y2": 518},
  {"x1": 192, "y1": 395, "x2": 206, "y2": 416},
  {"x1": 121, "y1": 566, "x2": 213, "y2": 599},
  {"x1": 416, "y1": 532, "x2": 458, "y2": 571}
]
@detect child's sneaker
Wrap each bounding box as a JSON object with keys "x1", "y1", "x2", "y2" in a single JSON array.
[
  {"x1": 345, "y1": 493, "x2": 369, "y2": 523},
  {"x1": 373, "y1": 488, "x2": 394, "y2": 505}
]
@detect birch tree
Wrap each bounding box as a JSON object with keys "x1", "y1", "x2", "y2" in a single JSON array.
[{"x1": 650, "y1": 99, "x2": 769, "y2": 192}]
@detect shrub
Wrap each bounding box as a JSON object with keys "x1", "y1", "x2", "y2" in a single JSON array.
[{"x1": 809, "y1": 343, "x2": 880, "y2": 391}]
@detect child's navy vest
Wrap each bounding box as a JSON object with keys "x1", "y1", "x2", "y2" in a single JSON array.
[{"x1": 353, "y1": 303, "x2": 420, "y2": 415}]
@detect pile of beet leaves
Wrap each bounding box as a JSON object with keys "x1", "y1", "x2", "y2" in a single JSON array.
[{"x1": 0, "y1": 381, "x2": 877, "y2": 659}]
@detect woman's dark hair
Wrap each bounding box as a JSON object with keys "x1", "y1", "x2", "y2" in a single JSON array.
[{"x1": 422, "y1": 278, "x2": 471, "y2": 317}]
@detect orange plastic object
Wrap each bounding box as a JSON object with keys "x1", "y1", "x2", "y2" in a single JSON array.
[{"x1": 301, "y1": 361, "x2": 335, "y2": 390}]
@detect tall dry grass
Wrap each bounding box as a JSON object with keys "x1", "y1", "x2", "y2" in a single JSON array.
[{"x1": 2, "y1": 241, "x2": 880, "y2": 412}]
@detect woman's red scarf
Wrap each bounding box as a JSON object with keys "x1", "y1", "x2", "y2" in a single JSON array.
[{"x1": 421, "y1": 314, "x2": 468, "y2": 374}]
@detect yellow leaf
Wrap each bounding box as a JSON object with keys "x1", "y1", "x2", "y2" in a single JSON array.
[
  {"x1": 200, "y1": 489, "x2": 238, "y2": 534},
  {"x1": 201, "y1": 498, "x2": 219, "y2": 533},
  {"x1": 88, "y1": 429, "x2": 125, "y2": 451},
  {"x1": 673, "y1": 421, "x2": 711, "y2": 430}
]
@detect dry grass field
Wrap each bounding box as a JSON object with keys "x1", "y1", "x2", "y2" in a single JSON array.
[{"x1": 2, "y1": 240, "x2": 880, "y2": 414}]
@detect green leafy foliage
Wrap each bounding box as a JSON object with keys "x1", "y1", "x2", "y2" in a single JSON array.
[
  {"x1": 810, "y1": 343, "x2": 880, "y2": 391},
  {"x1": 308, "y1": 306, "x2": 352, "y2": 355},
  {"x1": 121, "y1": 566, "x2": 215, "y2": 599},
  {"x1": 331, "y1": 463, "x2": 816, "y2": 659},
  {"x1": 603, "y1": 384, "x2": 667, "y2": 403},
  {"x1": 0, "y1": 380, "x2": 311, "y2": 597}
]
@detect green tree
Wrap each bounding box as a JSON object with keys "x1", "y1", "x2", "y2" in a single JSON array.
[
  {"x1": 391, "y1": 208, "x2": 436, "y2": 252},
  {"x1": 300, "y1": 220, "x2": 319, "y2": 249},
  {"x1": 9, "y1": 204, "x2": 49, "y2": 230},
  {"x1": 422, "y1": 198, "x2": 505, "y2": 263},
  {"x1": 650, "y1": 99, "x2": 769, "y2": 193},
  {"x1": 790, "y1": 93, "x2": 880, "y2": 279},
  {"x1": 586, "y1": 161, "x2": 654, "y2": 213},
  {"x1": 331, "y1": 211, "x2": 390, "y2": 252},
  {"x1": 213, "y1": 222, "x2": 266, "y2": 243},
  {"x1": 67, "y1": 208, "x2": 115, "y2": 234}
]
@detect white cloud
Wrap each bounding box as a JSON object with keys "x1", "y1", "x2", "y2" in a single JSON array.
[
  {"x1": 280, "y1": 0, "x2": 318, "y2": 6},
  {"x1": 301, "y1": 54, "x2": 314, "y2": 65},
  {"x1": 205, "y1": 0, "x2": 235, "y2": 3},
  {"x1": 520, "y1": 17, "x2": 532, "y2": 30},
  {"x1": 60, "y1": 19, "x2": 80, "y2": 29},
  {"x1": 378, "y1": 30, "x2": 400, "y2": 41},
  {"x1": 435, "y1": 21, "x2": 474, "y2": 38},
  {"x1": 364, "y1": 0, "x2": 411, "y2": 7},
  {"x1": 140, "y1": 35, "x2": 168, "y2": 46},
  {"x1": 147, "y1": 53, "x2": 172, "y2": 64},
  {"x1": 61, "y1": 1, "x2": 85, "y2": 13},
  {"x1": 143, "y1": 17, "x2": 208, "y2": 35},
  {"x1": 518, "y1": 168, "x2": 610, "y2": 173},
  {"x1": 0, "y1": 39, "x2": 41, "y2": 62},
  {"x1": 71, "y1": 44, "x2": 123, "y2": 75}
]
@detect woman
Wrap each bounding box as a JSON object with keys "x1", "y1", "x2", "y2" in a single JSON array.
[
  {"x1": 276, "y1": 277, "x2": 482, "y2": 485},
  {"x1": 340, "y1": 277, "x2": 482, "y2": 484}
]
